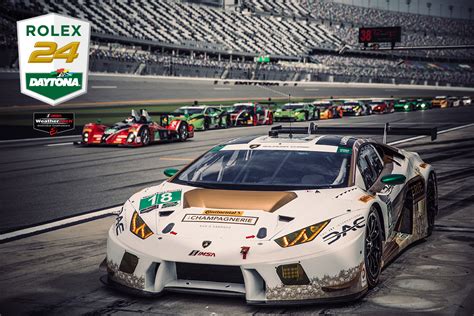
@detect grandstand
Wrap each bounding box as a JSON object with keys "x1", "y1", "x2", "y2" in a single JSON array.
[{"x1": 1, "y1": 0, "x2": 473, "y2": 86}]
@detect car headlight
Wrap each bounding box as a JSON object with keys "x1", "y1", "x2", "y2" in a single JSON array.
[
  {"x1": 275, "y1": 220, "x2": 329, "y2": 248},
  {"x1": 421, "y1": 103, "x2": 426, "y2": 108},
  {"x1": 404, "y1": 105, "x2": 409, "y2": 109},
  {"x1": 83, "y1": 132, "x2": 89, "y2": 142},
  {"x1": 294, "y1": 112, "x2": 300, "y2": 116},
  {"x1": 130, "y1": 211, "x2": 153, "y2": 239}
]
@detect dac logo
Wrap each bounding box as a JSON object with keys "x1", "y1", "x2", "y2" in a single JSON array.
[{"x1": 17, "y1": 13, "x2": 90, "y2": 106}]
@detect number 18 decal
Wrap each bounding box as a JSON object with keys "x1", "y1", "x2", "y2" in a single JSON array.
[{"x1": 139, "y1": 190, "x2": 182, "y2": 211}]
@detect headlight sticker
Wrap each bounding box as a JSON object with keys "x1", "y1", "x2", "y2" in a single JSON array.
[{"x1": 130, "y1": 211, "x2": 153, "y2": 239}]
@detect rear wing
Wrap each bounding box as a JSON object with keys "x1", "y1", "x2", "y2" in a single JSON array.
[{"x1": 269, "y1": 122, "x2": 437, "y2": 143}]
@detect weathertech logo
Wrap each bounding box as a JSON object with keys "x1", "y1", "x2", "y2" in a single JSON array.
[{"x1": 188, "y1": 250, "x2": 216, "y2": 257}]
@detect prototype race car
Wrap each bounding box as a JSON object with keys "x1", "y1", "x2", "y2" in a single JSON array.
[
  {"x1": 79, "y1": 109, "x2": 194, "y2": 147},
  {"x1": 229, "y1": 103, "x2": 273, "y2": 126},
  {"x1": 313, "y1": 100, "x2": 342, "y2": 119},
  {"x1": 274, "y1": 103, "x2": 319, "y2": 122},
  {"x1": 172, "y1": 106, "x2": 230, "y2": 131},
  {"x1": 103, "y1": 123, "x2": 438, "y2": 304}
]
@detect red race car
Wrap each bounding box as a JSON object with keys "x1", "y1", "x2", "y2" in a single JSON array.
[
  {"x1": 79, "y1": 109, "x2": 194, "y2": 147},
  {"x1": 369, "y1": 99, "x2": 394, "y2": 114}
]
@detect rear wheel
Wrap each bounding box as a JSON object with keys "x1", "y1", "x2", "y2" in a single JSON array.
[
  {"x1": 203, "y1": 118, "x2": 210, "y2": 131},
  {"x1": 365, "y1": 208, "x2": 383, "y2": 288},
  {"x1": 426, "y1": 173, "x2": 438, "y2": 236},
  {"x1": 139, "y1": 127, "x2": 150, "y2": 146},
  {"x1": 178, "y1": 123, "x2": 189, "y2": 142}
]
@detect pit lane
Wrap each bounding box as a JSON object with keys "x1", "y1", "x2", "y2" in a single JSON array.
[{"x1": 0, "y1": 106, "x2": 473, "y2": 314}]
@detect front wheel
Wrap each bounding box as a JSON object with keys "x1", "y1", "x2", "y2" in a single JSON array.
[
  {"x1": 139, "y1": 127, "x2": 151, "y2": 146},
  {"x1": 178, "y1": 123, "x2": 189, "y2": 142},
  {"x1": 426, "y1": 173, "x2": 438, "y2": 236},
  {"x1": 365, "y1": 208, "x2": 383, "y2": 288}
]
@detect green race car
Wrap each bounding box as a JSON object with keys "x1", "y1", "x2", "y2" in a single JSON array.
[
  {"x1": 394, "y1": 99, "x2": 417, "y2": 112},
  {"x1": 172, "y1": 106, "x2": 230, "y2": 131},
  {"x1": 415, "y1": 98, "x2": 432, "y2": 110},
  {"x1": 274, "y1": 103, "x2": 319, "y2": 122}
]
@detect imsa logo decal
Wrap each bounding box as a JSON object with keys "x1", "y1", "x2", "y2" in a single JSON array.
[{"x1": 323, "y1": 216, "x2": 365, "y2": 245}]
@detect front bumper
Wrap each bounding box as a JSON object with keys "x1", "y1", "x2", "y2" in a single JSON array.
[{"x1": 105, "y1": 227, "x2": 368, "y2": 304}]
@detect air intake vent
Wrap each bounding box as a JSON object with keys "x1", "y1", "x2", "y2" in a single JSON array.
[{"x1": 176, "y1": 262, "x2": 244, "y2": 284}]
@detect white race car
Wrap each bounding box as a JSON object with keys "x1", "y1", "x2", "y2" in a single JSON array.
[{"x1": 103, "y1": 124, "x2": 438, "y2": 304}]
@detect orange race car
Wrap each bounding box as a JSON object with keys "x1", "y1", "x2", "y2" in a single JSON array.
[{"x1": 312, "y1": 100, "x2": 343, "y2": 119}]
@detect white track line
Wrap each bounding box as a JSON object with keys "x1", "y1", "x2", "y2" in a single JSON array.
[
  {"x1": 46, "y1": 142, "x2": 73, "y2": 147},
  {"x1": 2, "y1": 122, "x2": 474, "y2": 242},
  {"x1": 0, "y1": 206, "x2": 121, "y2": 242},
  {"x1": 0, "y1": 134, "x2": 79, "y2": 144},
  {"x1": 91, "y1": 85, "x2": 117, "y2": 89}
]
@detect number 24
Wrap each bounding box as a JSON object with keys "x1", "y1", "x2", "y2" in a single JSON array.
[{"x1": 28, "y1": 42, "x2": 80, "y2": 63}]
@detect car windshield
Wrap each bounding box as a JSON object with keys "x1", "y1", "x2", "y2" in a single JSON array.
[
  {"x1": 344, "y1": 102, "x2": 359, "y2": 106},
  {"x1": 173, "y1": 148, "x2": 351, "y2": 190},
  {"x1": 283, "y1": 105, "x2": 303, "y2": 110},
  {"x1": 232, "y1": 105, "x2": 253, "y2": 112},
  {"x1": 175, "y1": 108, "x2": 203, "y2": 115},
  {"x1": 314, "y1": 103, "x2": 331, "y2": 109}
]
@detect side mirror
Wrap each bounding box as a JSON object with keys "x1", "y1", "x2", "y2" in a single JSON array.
[
  {"x1": 163, "y1": 168, "x2": 178, "y2": 178},
  {"x1": 381, "y1": 174, "x2": 406, "y2": 186}
]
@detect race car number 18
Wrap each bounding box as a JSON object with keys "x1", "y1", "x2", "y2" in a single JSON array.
[{"x1": 139, "y1": 190, "x2": 181, "y2": 211}]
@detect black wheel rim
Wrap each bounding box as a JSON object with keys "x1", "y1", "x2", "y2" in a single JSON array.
[
  {"x1": 180, "y1": 125, "x2": 188, "y2": 140},
  {"x1": 365, "y1": 212, "x2": 382, "y2": 280},
  {"x1": 142, "y1": 129, "x2": 150, "y2": 145},
  {"x1": 427, "y1": 176, "x2": 437, "y2": 228}
]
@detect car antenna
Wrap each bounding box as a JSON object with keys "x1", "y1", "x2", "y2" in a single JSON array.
[{"x1": 288, "y1": 93, "x2": 292, "y2": 139}]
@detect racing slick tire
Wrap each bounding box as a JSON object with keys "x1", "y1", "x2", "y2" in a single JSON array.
[
  {"x1": 221, "y1": 115, "x2": 230, "y2": 129},
  {"x1": 426, "y1": 173, "x2": 438, "y2": 236},
  {"x1": 203, "y1": 118, "x2": 210, "y2": 131},
  {"x1": 139, "y1": 127, "x2": 151, "y2": 146},
  {"x1": 267, "y1": 113, "x2": 273, "y2": 125},
  {"x1": 178, "y1": 122, "x2": 189, "y2": 142},
  {"x1": 365, "y1": 207, "x2": 383, "y2": 289}
]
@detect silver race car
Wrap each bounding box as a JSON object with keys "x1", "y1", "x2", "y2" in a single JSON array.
[{"x1": 102, "y1": 124, "x2": 438, "y2": 304}]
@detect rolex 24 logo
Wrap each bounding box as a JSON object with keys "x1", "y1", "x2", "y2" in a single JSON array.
[{"x1": 17, "y1": 13, "x2": 90, "y2": 106}]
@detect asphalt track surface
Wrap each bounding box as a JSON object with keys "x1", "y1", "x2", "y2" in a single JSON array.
[
  {"x1": 1, "y1": 72, "x2": 473, "y2": 109},
  {"x1": 0, "y1": 105, "x2": 473, "y2": 234},
  {"x1": 0, "y1": 112, "x2": 473, "y2": 314}
]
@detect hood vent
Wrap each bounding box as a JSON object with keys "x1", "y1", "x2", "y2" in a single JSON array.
[{"x1": 183, "y1": 189, "x2": 297, "y2": 213}]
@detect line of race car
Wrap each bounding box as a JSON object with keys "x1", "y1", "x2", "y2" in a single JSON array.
[{"x1": 78, "y1": 95, "x2": 472, "y2": 147}]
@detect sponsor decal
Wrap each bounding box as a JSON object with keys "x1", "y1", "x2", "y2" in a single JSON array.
[
  {"x1": 17, "y1": 13, "x2": 90, "y2": 105},
  {"x1": 188, "y1": 250, "x2": 215, "y2": 257},
  {"x1": 139, "y1": 190, "x2": 182, "y2": 212},
  {"x1": 240, "y1": 246, "x2": 250, "y2": 259},
  {"x1": 33, "y1": 112, "x2": 74, "y2": 136},
  {"x1": 182, "y1": 214, "x2": 258, "y2": 225},
  {"x1": 249, "y1": 144, "x2": 261, "y2": 149},
  {"x1": 323, "y1": 216, "x2": 365, "y2": 245},
  {"x1": 202, "y1": 240, "x2": 212, "y2": 248},
  {"x1": 337, "y1": 146, "x2": 352, "y2": 154},
  {"x1": 115, "y1": 207, "x2": 125, "y2": 235},
  {"x1": 203, "y1": 210, "x2": 244, "y2": 216},
  {"x1": 359, "y1": 195, "x2": 375, "y2": 203}
]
